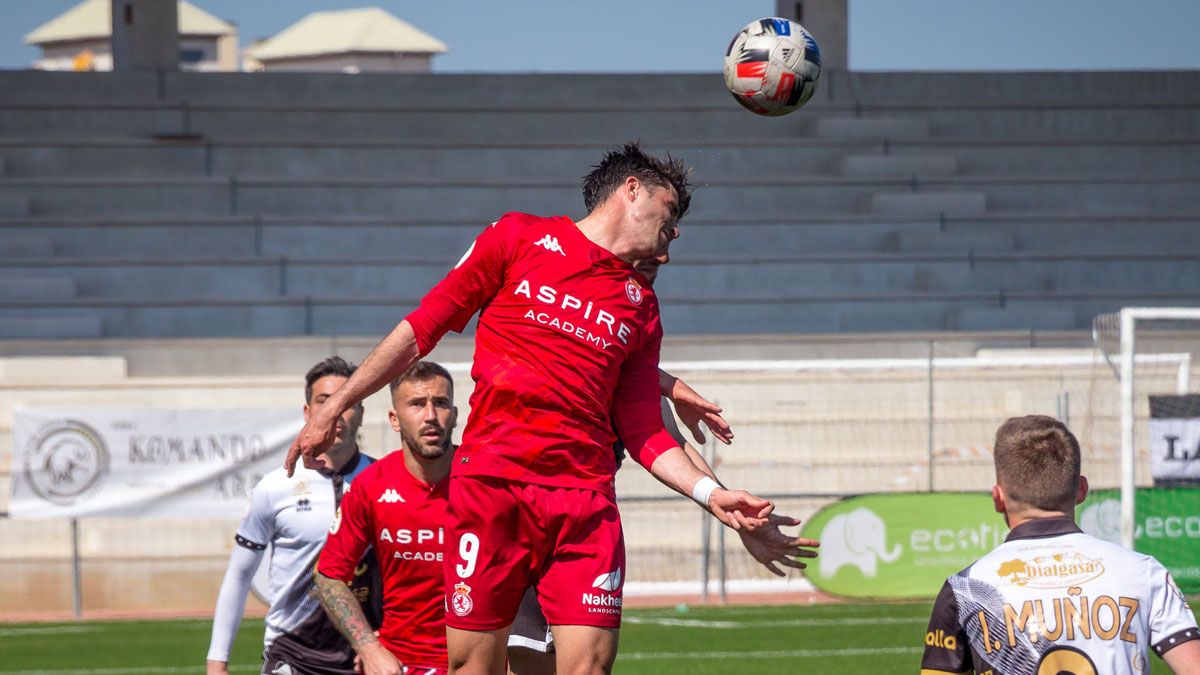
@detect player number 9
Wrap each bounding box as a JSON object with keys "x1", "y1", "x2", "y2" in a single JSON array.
[{"x1": 456, "y1": 533, "x2": 480, "y2": 578}]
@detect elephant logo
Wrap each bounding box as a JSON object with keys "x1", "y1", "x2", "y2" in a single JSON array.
[
  {"x1": 1079, "y1": 499, "x2": 1122, "y2": 544},
  {"x1": 817, "y1": 507, "x2": 902, "y2": 579}
]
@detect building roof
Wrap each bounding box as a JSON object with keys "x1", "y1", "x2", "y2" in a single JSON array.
[
  {"x1": 246, "y1": 7, "x2": 447, "y2": 61},
  {"x1": 25, "y1": 0, "x2": 234, "y2": 45}
]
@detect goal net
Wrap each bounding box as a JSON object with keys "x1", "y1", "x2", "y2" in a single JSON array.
[
  {"x1": 614, "y1": 345, "x2": 1199, "y2": 596},
  {"x1": 1085, "y1": 308, "x2": 1200, "y2": 552}
]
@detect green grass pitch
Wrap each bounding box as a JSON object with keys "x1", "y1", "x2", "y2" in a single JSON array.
[{"x1": 0, "y1": 601, "x2": 1188, "y2": 674}]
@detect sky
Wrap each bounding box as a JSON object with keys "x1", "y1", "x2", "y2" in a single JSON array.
[{"x1": 2, "y1": 0, "x2": 1199, "y2": 72}]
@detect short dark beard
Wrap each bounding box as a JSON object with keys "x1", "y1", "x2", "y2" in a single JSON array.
[{"x1": 400, "y1": 427, "x2": 449, "y2": 460}]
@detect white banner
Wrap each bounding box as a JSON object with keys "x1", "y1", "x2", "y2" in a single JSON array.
[
  {"x1": 10, "y1": 408, "x2": 303, "y2": 518},
  {"x1": 1149, "y1": 395, "x2": 1200, "y2": 483}
]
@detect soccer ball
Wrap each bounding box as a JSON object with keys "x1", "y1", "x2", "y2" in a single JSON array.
[{"x1": 723, "y1": 17, "x2": 821, "y2": 117}]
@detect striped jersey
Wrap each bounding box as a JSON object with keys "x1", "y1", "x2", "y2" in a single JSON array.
[{"x1": 921, "y1": 517, "x2": 1198, "y2": 674}]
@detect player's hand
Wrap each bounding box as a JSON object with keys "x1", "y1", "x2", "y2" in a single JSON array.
[
  {"x1": 205, "y1": 660, "x2": 230, "y2": 675},
  {"x1": 708, "y1": 488, "x2": 773, "y2": 531},
  {"x1": 352, "y1": 631, "x2": 382, "y2": 673},
  {"x1": 666, "y1": 376, "x2": 734, "y2": 445},
  {"x1": 284, "y1": 412, "x2": 339, "y2": 477},
  {"x1": 358, "y1": 641, "x2": 403, "y2": 675},
  {"x1": 738, "y1": 514, "x2": 819, "y2": 577}
]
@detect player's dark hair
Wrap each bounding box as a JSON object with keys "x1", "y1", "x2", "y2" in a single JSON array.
[
  {"x1": 581, "y1": 142, "x2": 692, "y2": 218},
  {"x1": 388, "y1": 361, "x2": 454, "y2": 399},
  {"x1": 993, "y1": 415, "x2": 1081, "y2": 512},
  {"x1": 304, "y1": 356, "x2": 357, "y2": 403}
]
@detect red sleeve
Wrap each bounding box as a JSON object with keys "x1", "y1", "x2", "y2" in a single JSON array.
[
  {"x1": 405, "y1": 217, "x2": 516, "y2": 354},
  {"x1": 317, "y1": 481, "x2": 372, "y2": 582},
  {"x1": 612, "y1": 322, "x2": 679, "y2": 470}
]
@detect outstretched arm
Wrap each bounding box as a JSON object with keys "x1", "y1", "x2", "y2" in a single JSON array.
[
  {"x1": 314, "y1": 571, "x2": 402, "y2": 675},
  {"x1": 647, "y1": 447, "x2": 773, "y2": 531},
  {"x1": 737, "y1": 514, "x2": 819, "y2": 576},
  {"x1": 659, "y1": 369, "x2": 733, "y2": 445},
  {"x1": 675, "y1": 437, "x2": 817, "y2": 573},
  {"x1": 285, "y1": 321, "x2": 421, "y2": 475},
  {"x1": 656, "y1": 398, "x2": 815, "y2": 573}
]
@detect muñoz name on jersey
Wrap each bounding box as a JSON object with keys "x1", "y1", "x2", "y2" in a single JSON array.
[{"x1": 920, "y1": 517, "x2": 1198, "y2": 674}]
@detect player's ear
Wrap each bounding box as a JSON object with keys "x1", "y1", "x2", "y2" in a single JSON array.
[
  {"x1": 387, "y1": 407, "x2": 401, "y2": 433},
  {"x1": 303, "y1": 403, "x2": 312, "y2": 422},
  {"x1": 1075, "y1": 475, "x2": 1089, "y2": 505},
  {"x1": 449, "y1": 405, "x2": 459, "y2": 431},
  {"x1": 625, "y1": 175, "x2": 641, "y2": 202},
  {"x1": 991, "y1": 484, "x2": 1006, "y2": 514}
]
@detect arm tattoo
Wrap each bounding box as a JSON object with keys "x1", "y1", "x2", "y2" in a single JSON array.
[{"x1": 314, "y1": 571, "x2": 378, "y2": 649}]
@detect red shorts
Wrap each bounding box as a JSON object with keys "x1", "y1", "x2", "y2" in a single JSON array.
[{"x1": 444, "y1": 475, "x2": 625, "y2": 631}]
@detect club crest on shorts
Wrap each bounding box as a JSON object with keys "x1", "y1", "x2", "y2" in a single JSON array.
[
  {"x1": 451, "y1": 582, "x2": 474, "y2": 617},
  {"x1": 625, "y1": 278, "x2": 643, "y2": 306}
]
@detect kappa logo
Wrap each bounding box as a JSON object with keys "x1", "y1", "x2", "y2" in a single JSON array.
[
  {"x1": 592, "y1": 568, "x2": 622, "y2": 592},
  {"x1": 533, "y1": 234, "x2": 566, "y2": 256},
  {"x1": 377, "y1": 488, "x2": 405, "y2": 504}
]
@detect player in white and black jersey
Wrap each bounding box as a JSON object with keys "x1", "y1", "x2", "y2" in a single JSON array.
[
  {"x1": 207, "y1": 357, "x2": 378, "y2": 675},
  {"x1": 921, "y1": 415, "x2": 1200, "y2": 675}
]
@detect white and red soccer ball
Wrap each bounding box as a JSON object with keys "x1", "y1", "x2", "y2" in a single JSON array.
[{"x1": 723, "y1": 17, "x2": 821, "y2": 117}]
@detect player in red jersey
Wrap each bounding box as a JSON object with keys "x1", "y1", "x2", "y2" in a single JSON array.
[
  {"x1": 287, "y1": 144, "x2": 775, "y2": 674},
  {"x1": 505, "y1": 257, "x2": 820, "y2": 675},
  {"x1": 315, "y1": 361, "x2": 458, "y2": 675}
]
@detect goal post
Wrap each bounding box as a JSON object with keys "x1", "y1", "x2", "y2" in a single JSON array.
[{"x1": 1093, "y1": 307, "x2": 1200, "y2": 549}]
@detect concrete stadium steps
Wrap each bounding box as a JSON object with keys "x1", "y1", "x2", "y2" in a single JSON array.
[
  {"x1": 0, "y1": 177, "x2": 231, "y2": 216},
  {"x1": 849, "y1": 71, "x2": 1200, "y2": 106},
  {"x1": 653, "y1": 255, "x2": 1200, "y2": 296},
  {"x1": 0, "y1": 139, "x2": 210, "y2": 177},
  {"x1": 884, "y1": 138, "x2": 1200, "y2": 176},
  {"x1": 5, "y1": 253, "x2": 1199, "y2": 299},
  {"x1": 0, "y1": 71, "x2": 783, "y2": 109},
  {"x1": 0, "y1": 139, "x2": 879, "y2": 180},
  {"x1": 918, "y1": 106, "x2": 1200, "y2": 138},
  {"x1": 4, "y1": 174, "x2": 1198, "y2": 217},
  {"x1": 7, "y1": 137, "x2": 1195, "y2": 180},
  {"x1": 0, "y1": 194, "x2": 29, "y2": 217},
  {"x1": 0, "y1": 314, "x2": 102, "y2": 339},
  {"x1": 658, "y1": 293, "x2": 1198, "y2": 334},
  {"x1": 0, "y1": 105, "x2": 827, "y2": 143},
  {"x1": 6, "y1": 70, "x2": 1196, "y2": 109},
  {"x1": 6, "y1": 102, "x2": 1196, "y2": 142},
  {"x1": 0, "y1": 234, "x2": 54, "y2": 257},
  {"x1": 2, "y1": 71, "x2": 1196, "y2": 141},
  {"x1": 0, "y1": 276, "x2": 75, "y2": 301},
  {"x1": 2, "y1": 281, "x2": 1190, "y2": 336},
  {"x1": 815, "y1": 116, "x2": 930, "y2": 139},
  {"x1": 5, "y1": 213, "x2": 1199, "y2": 261},
  {"x1": 838, "y1": 154, "x2": 959, "y2": 177},
  {"x1": 0, "y1": 259, "x2": 450, "y2": 299}
]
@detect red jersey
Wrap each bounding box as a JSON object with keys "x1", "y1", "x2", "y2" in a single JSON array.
[
  {"x1": 317, "y1": 452, "x2": 448, "y2": 671},
  {"x1": 405, "y1": 213, "x2": 677, "y2": 495}
]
